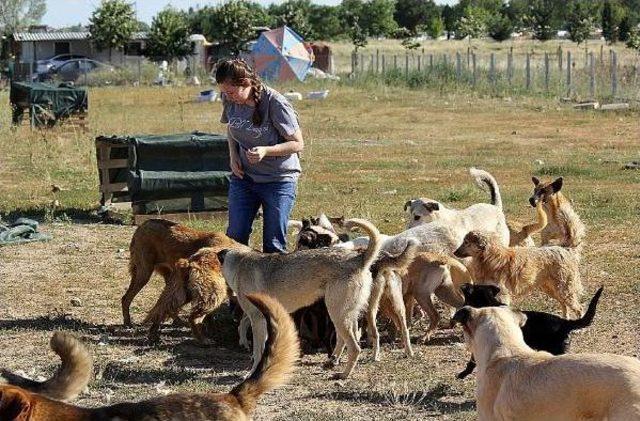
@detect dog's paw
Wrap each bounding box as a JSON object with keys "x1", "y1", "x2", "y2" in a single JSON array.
[
  {"x1": 323, "y1": 358, "x2": 339, "y2": 369},
  {"x1": 456, "y1": 371, "x2": 470, "y2": 380},
  {"x1": 332, "y1": 372, "x2": 350, "y2": 380},
  {"x1": 420, "y1": 333, "x2": 432, "y2": 344}
]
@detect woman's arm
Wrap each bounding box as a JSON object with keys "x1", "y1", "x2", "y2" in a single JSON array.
[
  {"x1": 227, "y1": 126, "x2": 244, "y2": 178},
  {"x1": 246, "y1": 129, "x2": 304, "y2": 163}
]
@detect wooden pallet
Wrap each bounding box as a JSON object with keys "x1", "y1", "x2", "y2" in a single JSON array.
[
  {"x1": 133, "y1": 210, "x2": 227, "y2": 225},
  {"x1": 95, "y1": 140, "x2": 130, "y2": 205}
]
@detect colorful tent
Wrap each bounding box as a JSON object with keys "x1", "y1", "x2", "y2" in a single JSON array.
[{"x1": 251, "y1": 26, "x2": 313, "y2": 82}]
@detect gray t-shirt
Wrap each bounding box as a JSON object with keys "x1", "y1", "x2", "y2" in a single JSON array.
[{"x1": 220, "y1": 86, "x2": 302, "y2": 183}]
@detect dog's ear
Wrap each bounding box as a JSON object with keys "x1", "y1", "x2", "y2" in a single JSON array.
[
  {"x1": 511, "y1": 309, "x2": 527, "y2": 327},
  {"x1": 452, "y1": 307, "x2": 473, "y2": 326},
  {"x1": 0, "y1": 388, "x2": 33, "y2": 421},
  {"x1": 302, "y1": 219, "x2": 311, "y2": 229},
  {"x1": 217, "y1": 249, "x2": 230, "y2": 264},
  {"x1": 404, "y1": 199, "x2": 414, "y2": 212},
  {"x1": 532, "y1": 176, "x2": 540, "y2": 186},
  {"x1": 317, "y1": 214, "x2": 336, "y2": 232},
  {"x1": 317, "y1": 233, "x2": 336, "y2": 248},
  {"x1": 338, "y1": 233, "x2": 350, "y2": 242},
  {"x1": 423, "y1": 201, "x2": 440, "y2": 212},
  {"x1": 487, "y1": 285, "x2": 501, "y2": 297},
  {"x1": 460, "y1": 283, "x2": 473, "y2": 296},
  {"x1": 551, "y1": 177, "x2": 563, "y2": 193},
  {"x1": 328, "y1": 216, "x2": 345, "y2": 226}
]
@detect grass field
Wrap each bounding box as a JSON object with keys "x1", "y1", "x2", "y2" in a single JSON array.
[{"x1": 1, "y1": 80, "x2": 639, "y2": 420}]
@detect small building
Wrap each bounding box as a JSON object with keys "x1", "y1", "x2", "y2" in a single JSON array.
[{"x1": 10, "y1": 29, "x2": 148, "y2": 65}]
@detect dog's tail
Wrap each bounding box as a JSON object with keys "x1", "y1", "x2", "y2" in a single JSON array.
[
  {"x1": 511, "y1": 202, "x2": 548, "y2": 246},
  {"x1": 230, "y1": 293, "x2": 299, "y2": 416},
  {"x1": 371, "y1": 239, "x2": 419, "y2": 277},
  {"x1": 343, "y1": 218, "x2": 382, "y2": 270},
  {"x1": 1, "y1": 332, "x2": 92, "y2": 402},
  {"x1": 565, "y1": 286, "x2": 604, "y2": 331},
  {"x1": 469, "y1": 167, "x2": 503, "y2": 210},
  {"x1": 143, "y1": 259, "x2": 189, "y2": 326},
  {"x1": 418, "y1": 252, "x2": 473, "y2": 287}
]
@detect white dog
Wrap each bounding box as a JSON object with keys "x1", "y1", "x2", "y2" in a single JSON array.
[{"x1": 404, "y1": 168, "x2": 510, "y2": 247}]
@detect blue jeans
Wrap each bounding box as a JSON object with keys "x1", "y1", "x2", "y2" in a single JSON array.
[{"x1": 226, "y1": 176, "x2": 297, "y2": 253}]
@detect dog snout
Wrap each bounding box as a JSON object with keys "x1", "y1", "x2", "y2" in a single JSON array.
[
  {"x1": 452, "y1": 307, "x2": 472, "y2": 325},
  {"x1": 529, "y1": 197, "x2": 538, "y2": 207},
  {"x1": 454, "y1": 246, "x2": 467, "y2": 258}
]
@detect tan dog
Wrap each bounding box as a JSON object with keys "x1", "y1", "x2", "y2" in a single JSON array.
[
  {"x1": 454, "y1": 231, "x2": 583, "y2": 318},
  {"x1": 144, "y1": 247, "x2": 228, "y2": 344},
  {"x1": 0, "y1": 294, "x2": 299, "y2": 421},
  {"x1": 507, "y1": 201, "x2": 548, "y2": 247},
  {"x1": 381, "y1": 252, "x2": 472, "y2": 343},
  {"x1": 219, "y1": 219, "x2": 418, "y2": 379},
  {"x1": 123, "y1": 219, "x2": 244, "y2": 326},
  {"x1": 530, "y1": 176, "x2": 586, "y2": 248},
  {"x1": 453, "y1": 305, "x2": 640, "y2": 420}
]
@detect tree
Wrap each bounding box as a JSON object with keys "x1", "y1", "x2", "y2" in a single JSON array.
[
  {"x1": 618, "y1": 14, "x2": 634, "y2": 41},
  {"x1": 601, "y1": 0, "x2": 624, "y2": 44},
  {"x1": 487, "y1": 12, "x2": 513, "y2": 41},
  {"x1": 394, "y1": 0, "x2": 439, "y2": 35},
  {"x1": 425, "y1": 15, "x2": 444, "y2": 39},
  {"x1": 566, "y1": 1, "x2": 595, "y2": 45},
  {"x1": 528, "y1": 0, "x2": 556, "y2": 41},
  {"x1": 308, "y1": 5, "x2": 343, "y2": 40},
  {"x1": 442, "y1": 5, "x2": 456, "y2": 39},
  {"x1": 0, "y1": 0, "x2": 46, "y2": 33},
  {"x1": 360, "y1": 0, "x2": 397, "y2": 37},
  {"x1": 627, "y1": 27, "x2": 640, "y2": 51},
  {"x1": 457, "y1": 6, "x2": 488, "y2": 41},
  {"x1": 144, "y1": 8, "x2": 192, "y2": 63},
  {"x1": 196, "y1": 2, "x2": 255, "y2": 55},
  {"x1": 269, "y1": 0, "x2": 312, "y2": 39},
  {"x1": 89, "y1": 0, "x2": 137, "y2": 62}
]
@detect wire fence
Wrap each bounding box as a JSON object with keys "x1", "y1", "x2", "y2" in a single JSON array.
[{"x1": 349, "y1": 46, "x2": 640, "y2": 103}]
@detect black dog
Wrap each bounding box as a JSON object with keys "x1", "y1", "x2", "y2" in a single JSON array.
[{"x1": 457, "y1": 283, "x2": 604, "y2": 379}]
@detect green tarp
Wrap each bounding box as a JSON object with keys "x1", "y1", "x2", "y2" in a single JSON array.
[
  {"x1": 96, "y1": 132, "x2": 231, "y2": 214},
  {"x1": 10, "y1": 81, "x2": 88, "y2": 126}
]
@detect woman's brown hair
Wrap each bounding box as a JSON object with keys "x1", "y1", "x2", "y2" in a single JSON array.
[{"x1": 215, "y1": 58, "x2": 264, "y2": 126}]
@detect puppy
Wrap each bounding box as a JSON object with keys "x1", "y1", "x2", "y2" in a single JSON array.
[
  {"x1": 507, "y1": 200, "x2": 548, "y2": 247},
  {"x1": 219, "y1": 219, "x2": 418, "y2": 379},
  {"x1": 530, "y1": 176, "x2": 586, "y2": 248},
  {"x1": 404, "y1": 168, "x2": 510, "y2": 246},
  {"x1": 1, "y1": 332, "x2": 92, "y2": 402},
  {"x1": 123, "y1": 219, "x2": 244, "y2": 326},
  {"x1": 288, "y1": 214, "x2": 347, "y2": 250},
  {"x1": 144, "y1": 247, "x2": 228, "y2": 344},
  {"x1": 452, "y1": 305, "x2": 640, "y2": 420},
  {"x1": 454, "y1": 230, "x2": 583, "y2": 318},
  {"x1": 457, "y1": 284, "x2": 604, "y2": 379},
  {"x1": 0, "y1": 294, "x2": 299, "y2": 421}
]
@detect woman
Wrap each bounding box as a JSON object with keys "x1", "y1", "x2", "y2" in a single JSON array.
[{"x1": 216, "y1": 59, "x2": 303, "y2": 253}]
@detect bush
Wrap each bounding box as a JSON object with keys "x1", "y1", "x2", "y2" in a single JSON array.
[{"x1": 487, "y1": 13, "x2": 513, "y2": 42}]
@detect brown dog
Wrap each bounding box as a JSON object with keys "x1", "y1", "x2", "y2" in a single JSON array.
[
  {"x1": 507, "y1": 201, "x2": 548, "y2": 247},
  {"x1": 453, "y1": 305, "x2": 640, "y2": 420},
  {"x1": 455, "y1": 231, "x2": 583, "y2": 318},
  {"x1": 0, "y1": 294, "x2": 299, "y2": 421},
  {"x1": 530, "y1": 176, "x2": 586, "y2": 248},
  {"x1": 122, "y1": 219, "x2": 243, "y2": 326},
  {"x1": 144, "y1": 247, "x2": 229, "y2": 344}
]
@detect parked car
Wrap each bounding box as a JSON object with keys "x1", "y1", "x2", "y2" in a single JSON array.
[
  {"x1": 36, "y1": 54, "x2": 87, "y2": 75},
  {"x1": 47, "y1": 59, "x2": 114, "y2": 83}
]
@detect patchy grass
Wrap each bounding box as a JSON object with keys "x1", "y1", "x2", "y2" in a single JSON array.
[{"x1": 0, "y1": 83, "x2": 639, "y2": 420}]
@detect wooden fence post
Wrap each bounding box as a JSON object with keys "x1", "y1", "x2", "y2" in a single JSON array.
[
  {"x1": 472, "y1": 52, "x2": 477, "y2": 86},
  {"x1": 405, "y1": 53, "x2": 409, "y2": 77},
  {"x1": 589, "y1": 52, "x2": 595, "y2": 99},
  {"x1": 490, "y1": 53, "x2": 496, "y2": 85},
  {"x1": 544, "y1": 52, "x2": 550, "y2": 92},
  {"x1": 393, "y1": 54, "x2": 397, "y2": 70},
  {"x1": 360, "y1": 53, "x2": 364, "y2": 73},
  {"x1": 566, "y1": 51, "x2": 572, "y2": 96},
  {"x1": 558, "y1": 46, "x2": 563, "y2": 71},
  {"x1": 456, "y1": 51, "x2": 462, "y2": 80},
  {"x1": 376, "y1": 49, "x2": 379, "y2": 73},
  {"x1": 507, "y1": 50, "x2": 513, "y2": 85},
  {"x1": 611, "y1": 50, "x2": 618, "y2": 98},
  {"x1": 417, "y1": 55, "x2": 421, "y2": 72},
  {"x1": 429, "y1": 54, "x2": 433, "y2": 69},
  {"x1": 381, "y1": 55, "x2": 386, "y2": 72},
  {"x1": 526, "y1": 53, "x2": 531, "y2": 90},
  {"x1": 370, "y1": 54, "x2": 374, "y2": 73},
  {"x1": 351, "y1": 51, "x2": 356, "y2": 75}
]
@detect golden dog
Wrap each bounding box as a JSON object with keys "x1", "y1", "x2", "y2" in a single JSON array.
[
  {"x1": 0, "y1": 294, "x2": 299, "y2": 421},
  {"x1": 453, "y1": 305, "x2": 640, "y2": 420}
]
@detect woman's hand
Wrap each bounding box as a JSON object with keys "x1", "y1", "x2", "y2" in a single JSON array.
[
  {"x1": 230, "y1": 153, "x2": 244, "y2": 178},
  {"x1": 246, "y1": 146, "x2": 268, "y2": 164}
]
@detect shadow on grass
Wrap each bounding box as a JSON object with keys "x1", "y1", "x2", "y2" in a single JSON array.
[
  {"x1": 318, "y1": 382, "x2": 475, "y2": 414},
  {"x1": 0, "y1": 207, "x2": 102, "y2": 224}
]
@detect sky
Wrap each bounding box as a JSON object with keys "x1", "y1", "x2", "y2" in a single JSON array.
[{"x1": 43, "y1": 0, "x2": 456, "y2": 28}]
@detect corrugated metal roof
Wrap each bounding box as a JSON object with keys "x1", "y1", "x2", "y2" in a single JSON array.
[{"x1": 12, "y1": 31, "x2": 147, "y2": 42}]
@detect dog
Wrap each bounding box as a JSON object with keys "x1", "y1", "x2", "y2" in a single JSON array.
[
  {"x1": 386, "y1": 252, "x2": 472, "y2": 343},
  {"x1": 1, "y1": 332, "x2": 92, "y2": 402},
  {"x1": 507, "y1": 200, "x2": 548, "y2": 247},
  {"x1": 404, "y1": 168, "x2": 510, "y2": 246},
  {"x1": 454, "y1": 230, "x2": 583, "y2": 317},
  {"x1": 288, "y1": 214, "x2": 347, "y2": 250},
  {"x1": 457, "y1": 283, "x2": 604, "y2": 379},
  {"x1": 530, "y1": 176, "x2": 586, "y2": 248},
  {"x1": 218, "y1": 218, "x2": 418, "y2": 379},
  {"x1": 122, "y1": 219, "x2": 244, "y2": 326},
  {"x1": 143, "y1": 247, "x2": 229, "y2": 344},
  {"x1": 0, "y1": 294, "x2": 299, "y2": 421},
  {"x1": 452, "y1": 305, "x2": 640, "y2": 420}
]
